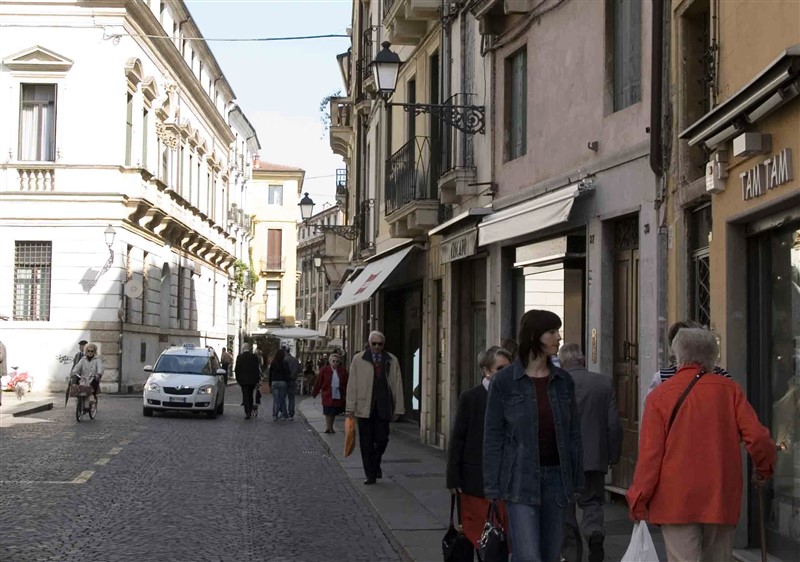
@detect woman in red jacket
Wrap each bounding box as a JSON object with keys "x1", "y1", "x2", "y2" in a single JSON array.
[{"x1": 312, "y1": 353, "x2": 348, "y2": 433}]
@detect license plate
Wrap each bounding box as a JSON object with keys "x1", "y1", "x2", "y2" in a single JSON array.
[{"x1": 171, "y1": 397, "x2": 185, "y2": 403}]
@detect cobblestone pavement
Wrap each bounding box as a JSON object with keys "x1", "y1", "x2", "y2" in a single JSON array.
[{"x1": 0, "y1": 393, "x2": 401, "y2": 562}]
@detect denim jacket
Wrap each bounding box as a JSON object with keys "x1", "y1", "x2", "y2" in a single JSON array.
[{"x1": 483, "y1": 359, "x2": 584, "y2": 505}]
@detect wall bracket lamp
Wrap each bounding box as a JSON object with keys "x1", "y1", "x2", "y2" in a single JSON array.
[
  {"x1": 372, "y1": 42, "x2": 485, "y2": 135},
  {"x1": 298, "y1": 193, "x2": 360, "y2": 241}
]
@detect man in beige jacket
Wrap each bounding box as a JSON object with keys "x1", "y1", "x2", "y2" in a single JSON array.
[{"x1": 346, "y1": 330, "x2": 405, "y2": 485}]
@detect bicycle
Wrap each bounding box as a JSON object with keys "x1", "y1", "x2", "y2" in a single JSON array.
[{"x1": 71, "y1": 382, "x2": 97, "y2": 422}]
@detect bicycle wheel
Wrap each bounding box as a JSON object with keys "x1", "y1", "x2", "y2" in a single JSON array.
[
  {"x1": 75, "y1": 398, "x2": 83, "y2": 422},
  {"x1": 88, "y1": 400, "x2": 97, "y2": 420}
]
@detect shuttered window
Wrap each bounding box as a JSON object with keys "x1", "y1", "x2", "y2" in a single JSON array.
[
  {"x1": 613, "y1": 0, "x2": 642, "y2": 111},
  {"x1": 267, "y1": 229, "x2": 283, "y2": 271},
  {"x1": 505, "y1": 47, "x2": 527, "y2": 161}
]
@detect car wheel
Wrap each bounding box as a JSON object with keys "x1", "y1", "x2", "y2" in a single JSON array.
[
  {"x1": 143, "y1": 406, "x2": 153, "y2": 417},
  {"x1": 207, "y1": 408, "x2": 217, "y2": 419},
  {"x1": 216, "y1": 401, "x2": 224, "y2": 415}
]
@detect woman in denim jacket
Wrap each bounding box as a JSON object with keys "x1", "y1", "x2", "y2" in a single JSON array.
[{"x1": 483, "y1": 310, "x2": 583, "y2": 562}]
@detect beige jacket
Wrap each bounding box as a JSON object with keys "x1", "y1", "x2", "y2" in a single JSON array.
[{"x1": 346, "y1": 349, "x2": 405, "y2": 419}]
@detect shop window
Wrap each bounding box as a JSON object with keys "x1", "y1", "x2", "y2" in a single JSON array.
[
  {"x1": 689, "y1": 203, "x2": 712, "y2": 327},
  {"x1": 19, "y1": 84, "x2": 57, "y2": 161},
  {"x1": 611, "y1": 0, "x2": 641, "y2": 111},
  {"x1": 504, "y1": 47, "x2": 527, "y2": 161},
  {"x1": 13, "y1": 241, "x2": 52, "y2": 321}
]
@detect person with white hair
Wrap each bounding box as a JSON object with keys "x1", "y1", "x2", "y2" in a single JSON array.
[
  {"x1": 558, "y1": 343, "x2": 621, "y2": 562},
  {"x1": 627, "y1": 328, "x2": 776, "y2": 561},
  {"x1": 70, "y1": 342, "x2": 103, "y2": 405},
  {"x1": 346, "y1": 330, "x2": 405, "y2": 485}
]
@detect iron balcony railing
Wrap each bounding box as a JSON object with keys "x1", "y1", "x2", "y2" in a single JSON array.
[
  {"x1": 440, "y1": 93, "x2": 478, "y2": 175},
  {"x1": 385, "y1": 136, "x2": 438, "y2": 216}
]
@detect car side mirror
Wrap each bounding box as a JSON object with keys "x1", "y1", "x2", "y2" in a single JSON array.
[{"x1": 143, "y1": 365, "x2": 153, "y2": 372}]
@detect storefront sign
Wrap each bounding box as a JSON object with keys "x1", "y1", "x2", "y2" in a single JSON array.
[
  {"x1": 440, "y1": 229, "x2": 478, "y2": 264},
  {"x1": 741, "y1": 148, "x2": 793, "y2": 201}
]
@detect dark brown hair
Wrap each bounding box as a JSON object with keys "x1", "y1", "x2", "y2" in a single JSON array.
[{"x1": 518, "y1": 309, "x2": 562, "y2": 367}]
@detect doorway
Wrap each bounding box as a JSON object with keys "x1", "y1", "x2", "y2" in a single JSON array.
[
  {"x1": 611, "y1": 215, "x2": 640, "y2": 490},
  {"x1": 383, "y1": 285, "x2": 423, "y2": 423}
]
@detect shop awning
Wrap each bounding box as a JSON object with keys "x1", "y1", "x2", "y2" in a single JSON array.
[
  {"x1": 317, "y1": 306, "x2": 343, "y2": 336},
  {"x1": 330, "y1": 245, "x2": 415, "y2": 310},
  {"x1": 478, "y1": 183, "x2": 586, "y2": 246}
]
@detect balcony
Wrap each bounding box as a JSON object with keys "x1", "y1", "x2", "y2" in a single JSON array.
[
  {"x1": 383, "y1": 0, "x2": 441, "y2": 44},
  {"x1": 385, "y1": 136, "x2": 440, "y2": 237},
  {"x1": 438, "y1": 94, "x2": 479, "y2": 204},
  {"x1": 329, "y1": 98, "x2": 353, "y2": 158},
  {"x1": 260, "y1": 256, "x2": 286, "y2": 275},
  {"x1": 16, "y1": 164, "x2": 56, "y2": 191}
]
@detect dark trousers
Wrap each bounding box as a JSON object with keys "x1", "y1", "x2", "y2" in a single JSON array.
[
  {"x1": 287, "y1": 379, "x2": 295, "y2": 417},
  {"x1": 240, "y1": 384, "x2": 256, "y2": 416},
  {"x1": 563, "y1": 470, "x2": 607, "y2": 559},
  {"x1": 357, "y1": 410, "x2": 390, "y2": 479}
]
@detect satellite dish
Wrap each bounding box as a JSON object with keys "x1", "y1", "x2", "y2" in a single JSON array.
[{"x1": 124, "y1": 279, "x2": 144, "y2": 298}]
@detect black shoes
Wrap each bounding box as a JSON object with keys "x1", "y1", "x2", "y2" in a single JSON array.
[
  {"x1": 376, "y1": 468, "x2": 383, "y2": 479},
  {"x1": 588, "y1": 532, "x2": 604, "y2": 562},
  {"x1": 363, "y1": 478, "x2": 377, "y2": 485},
  {"x1": 245, "y1": 414, "x2": 251, "y2": 420}
]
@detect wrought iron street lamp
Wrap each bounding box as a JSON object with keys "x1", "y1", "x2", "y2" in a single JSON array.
[
  {"x1": 298, "y1": 193, "x2": 360, "y2": 241},
  {"x1": 372, "y1": 41, "x2": 485, "y2": 135},
  {"x1": 100, "y1": 224, "x2": 116, "y2": 275}
]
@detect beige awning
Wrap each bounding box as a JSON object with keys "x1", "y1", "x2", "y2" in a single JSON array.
[{"x1": 330, "y1": 245, "x2": 415, "y2": 310}]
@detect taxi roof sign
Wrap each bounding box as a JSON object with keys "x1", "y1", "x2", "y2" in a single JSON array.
[{"x1": 182, "y1": 343, "x2": 196, "y2": 349}]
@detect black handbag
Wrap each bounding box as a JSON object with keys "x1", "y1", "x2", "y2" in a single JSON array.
[
  {"x1": 442, "y1": 494, "x2": 474, "y2": 562},
  {"x1": 478, "y1": 500, "x2": 509, "y2": 562}
]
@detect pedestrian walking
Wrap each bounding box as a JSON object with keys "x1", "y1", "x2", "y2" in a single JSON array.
[
  {"x1": 220, "y1": 347, "x2": 233, "y2": 383},
  {"x1": 558, "y1": 343, "x2": 622, "y2": 562},
  {"x1": 627, "y1": 328, "x2": 776, "y2": 561},
  {"x1": 304, "y1": 358, "x2": 316, "y2": 395},
  {"x1": 234, "y1": 343, "x2": 261, "y2": 420},
  {"x1": 268, "y1": 348, "x2": 291, "y2": 421},
  {"x1": 645, "y1": 320, "x2": 731, "y2": 402},
  {"x1": 284, "y1": 346, "x2": 302, "y2": 418},
  {"x1": 446, "y1": 345, "x2": 513, "y2": 552},
  {"x1": 483, "y1": 310, "x2": 583, "y2": 562},
  {"x1": 312, "y1": 353, "x2": 349, "y2": 433},
  {"x1": 72, "y1": 339, "x2": 88, "y2": 367},
  {"x1": 345, "y1": 330, "x2": 405, "y2": 485}
]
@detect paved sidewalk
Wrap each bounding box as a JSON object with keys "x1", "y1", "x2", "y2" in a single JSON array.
[{"x1": 298, "y1": 397, "x2": 667, "y2": 562}]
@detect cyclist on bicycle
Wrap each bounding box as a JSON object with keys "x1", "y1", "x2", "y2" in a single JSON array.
[{"x1": 71, "y1": 342, "x2": 103, "y2": 405}]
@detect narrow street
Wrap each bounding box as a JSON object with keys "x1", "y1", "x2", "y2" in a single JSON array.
[{"x1": 0, "y1": 393, "x2": 400, "y2": 562}]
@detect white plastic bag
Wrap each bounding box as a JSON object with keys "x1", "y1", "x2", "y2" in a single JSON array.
[{"x1": 621, "y1": 521, "x2": 660, "y2": 562}]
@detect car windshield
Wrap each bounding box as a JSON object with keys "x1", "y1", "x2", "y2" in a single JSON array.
[{"x1": 154, "y1": 355, "x2": 213, "y2": 375}]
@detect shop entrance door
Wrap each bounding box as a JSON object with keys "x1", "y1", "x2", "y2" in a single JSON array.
[
  {"x1": 612, "y1": 216, "x2": 640, "y2": 491},
  {"x1": 384, "y1": 285, "x2": 423, "y2": 423}
]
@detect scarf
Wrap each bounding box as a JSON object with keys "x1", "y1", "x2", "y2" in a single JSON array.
[{"x1": 331, "y1": 368, "x2": 341, "y2": 400}]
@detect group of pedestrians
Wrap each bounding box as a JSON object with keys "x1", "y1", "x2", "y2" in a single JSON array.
[
  {"x1": 234, "y1": 343, "x2": 303, "y2": 421},
  {"x1": 444, "y1": 309, "x2": 777, "y2": 562}
]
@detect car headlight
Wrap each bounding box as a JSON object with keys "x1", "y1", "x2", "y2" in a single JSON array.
[
  {"x1": 197, "y1": 385, "x2": 213, "y2": 395},
  {"x1": 145, "y1": 382, "x2": 160, "y2": 391}
]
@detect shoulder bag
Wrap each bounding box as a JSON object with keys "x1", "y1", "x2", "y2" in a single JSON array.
[
  {"x1": 478, "y1": 500, "x2": 509, "y2": 562},
  {"x1": 667, "y1": 369, "x2": 706, "y2": 434},
  {"x1": 442, "y1": 494, "x2": 474, "y2": 562}
]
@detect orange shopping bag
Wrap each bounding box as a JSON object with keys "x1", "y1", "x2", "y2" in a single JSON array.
[{"x1": 344, "y1": 416, "x2": 356, "y2": 457}]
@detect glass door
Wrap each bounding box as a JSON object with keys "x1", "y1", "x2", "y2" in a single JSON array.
[{"x1": 748, "y1": 221, "x2": 800, "y2": 558}]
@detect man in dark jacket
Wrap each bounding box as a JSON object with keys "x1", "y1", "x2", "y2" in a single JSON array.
[
  {"x1": 73, "y1": 340, "x2": 88, "y2": 368},
  {"x1": 558, "y1": 343, "x2": 622, "y2": 562},
  {"x1": 235, "y1": 343, "x2": 261, "y2": 419},
  {"x1": 283, "y1": 347, "x2": 302, "y2": 419}
]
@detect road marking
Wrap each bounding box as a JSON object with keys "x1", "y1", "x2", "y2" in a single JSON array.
[
  {"x1": 108, "y1": 447, "x2": 122, "y2": 455},
  {"x1": 119, "y1": 439, "x2": 131, "y2": 445},
  {"x1": 95, "y1": 458, "x2": 110, "y2": 465},
  {"x1": 71, "y1": 470, "x2": 94, "y2": 484}
]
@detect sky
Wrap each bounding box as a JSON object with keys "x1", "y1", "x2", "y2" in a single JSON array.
[{"x1": 185, "y1": 0, "x2": 352, "y2": 208}]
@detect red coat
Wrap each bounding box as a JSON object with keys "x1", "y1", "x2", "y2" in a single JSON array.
[
  {"x1": 312, "y1": 365, "x2": 348, "y2": 408},
  {"x1": 627, "y1": 364, "x2": 775, "y2": 525}
]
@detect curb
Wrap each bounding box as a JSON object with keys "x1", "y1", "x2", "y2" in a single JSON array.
[
  {"x1": 10, "y1": 401, "x2": 54, "y2": 417},
  {"x1": 297, "y1": 408, "x2": 415, "y2": 562}
]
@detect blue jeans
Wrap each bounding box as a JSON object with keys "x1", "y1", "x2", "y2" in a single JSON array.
[
  {"x1": 506, "y1": 466, "x2": 566, "y2": 562},
  {"x1": 271, "y1": 381, "x2": 288, "y2": 419}
]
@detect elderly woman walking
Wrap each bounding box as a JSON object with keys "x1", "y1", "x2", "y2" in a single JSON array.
[
  {"x1": 627, "y1": 328, "x2": 776, "y2": 561},
  {"x1": 483, "y1": 310, "x2": 583, "y2": 562},
  {"x1": 446, "y1": 346, "x2": 513, "y2": 553},
  {"x1": 312, "y1": 353, "x2": 349, "y2": 433}
]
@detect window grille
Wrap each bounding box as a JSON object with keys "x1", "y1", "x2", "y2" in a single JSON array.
[
  {"x1": 692, "y1": 249, "x2": 711, "y2": 327},
  {"x1": 14, "y1": 241, "x2": 52, "y2": 321}
]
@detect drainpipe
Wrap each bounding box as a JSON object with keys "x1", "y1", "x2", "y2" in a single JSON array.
[{"x1": 650, "y1": 0, "x2": 664, "y2": 178}]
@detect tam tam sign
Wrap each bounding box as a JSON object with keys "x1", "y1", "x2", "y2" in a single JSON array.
[{"x1": 740, "y1": 148, "x2": 793, "y2": 201}]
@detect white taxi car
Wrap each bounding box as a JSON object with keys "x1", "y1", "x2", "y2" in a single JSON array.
[{"x1": 142, "y1": 344, "x2": 226, "y2": 418}]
